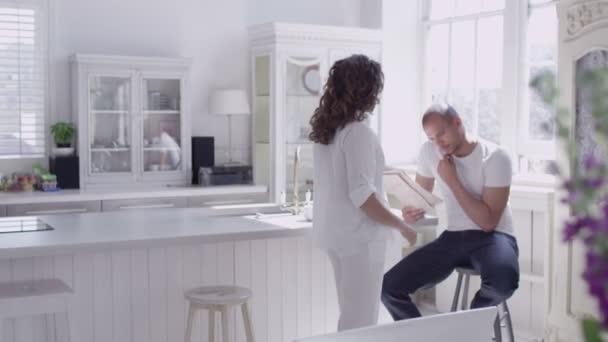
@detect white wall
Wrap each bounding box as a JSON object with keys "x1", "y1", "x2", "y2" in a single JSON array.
[
  {"x1": 1, "y1": 0, "x2": 364, "y2": 174},
  {"x1": 360, "y1": 0, "x2": 382, "y2": 29},
  {"x1": 247, "y1": 0, "x2": 362, "y2": 27},
  {"x1": 380, "y1": 0, "x2": 422, "y2": 166}
]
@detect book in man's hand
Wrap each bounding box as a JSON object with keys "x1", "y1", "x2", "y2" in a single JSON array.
[{"x1": 382, "y1": 168, "x2": 442, "y2": 211}]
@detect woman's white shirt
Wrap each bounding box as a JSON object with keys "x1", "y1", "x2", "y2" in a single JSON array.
[{"x1": 313, "y1": 121, "x2": 392, "y2": 257}]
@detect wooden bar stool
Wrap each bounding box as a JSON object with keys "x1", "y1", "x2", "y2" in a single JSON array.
[
  {"x1": 451, "y1": 267, "x2": 515, "y2": 342},
  {"x1": 184, "y1": 285, "x2": 254, "y2": 342},
  {"x1": 0, "y1": 279, "x2": 77, "y2": 342}
]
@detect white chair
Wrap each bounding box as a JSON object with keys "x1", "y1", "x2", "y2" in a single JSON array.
[
  {"x1": 0, "y1": 279, "x2": 77, "y2": 342},
  {"x1": 184, "y1": 285, "x2": 254, "y2": 342},
  {"x1": 294, "y1": 307, "x2": 497, "y2": 342}
]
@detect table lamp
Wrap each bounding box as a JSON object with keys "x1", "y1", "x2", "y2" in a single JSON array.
[{"x1": 209, "y1": 89, "x2": 250, "y2": 166}]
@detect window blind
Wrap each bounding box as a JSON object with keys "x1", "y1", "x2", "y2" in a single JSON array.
[{"x1": 0, "y1": 2, "x2": 46, "y2": 157}]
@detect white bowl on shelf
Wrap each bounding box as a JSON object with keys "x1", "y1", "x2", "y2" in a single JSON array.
[{"x1": 52, "y1": 147, "x2": 74, "y2": 157}]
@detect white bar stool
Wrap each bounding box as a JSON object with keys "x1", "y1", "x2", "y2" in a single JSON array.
[
  {"x1": 0, "y1": 279, "x2": 77, "y2": 342},
  {"x1": 184, "y1": 285, "x2": 254, "y2": 342},
  {"x1": 451, "y1": 267, "x2": 515, "y2": 342}
]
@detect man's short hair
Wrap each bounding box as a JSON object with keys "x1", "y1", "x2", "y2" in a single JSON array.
[{"x1": 422, "y1": 103, "x2": 460, "y2": 126}]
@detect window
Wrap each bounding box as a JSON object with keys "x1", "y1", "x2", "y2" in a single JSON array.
[
  {"x1": 520, "y1": 0, "x2": 558, "y2": 174},
  {"x1": 0, "y1": 2, "x2": 47, "y2": 158},
  {"x1": 421, "y1": 0, "x2": 558, "y2": 175}
]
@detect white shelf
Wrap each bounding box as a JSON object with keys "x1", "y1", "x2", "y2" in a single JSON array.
[
  {"x1": 143, "y1": 110, "x2": 180, "y2": 115},
  {"x1": 286, "y1": 141, "x2": 313, "y2": 145},
  {"x1": 91, "y1": 110, "x2": 129, "y2": 114},
  {"x1": 91, "y1": 147, "x2": 130, "y2": 152},
  {"x1": 143, "y1": 146, "x2": 181, "y2": 151},
  {"x1": 286, "y1": 93, "x2": 320, "y2": 97}
]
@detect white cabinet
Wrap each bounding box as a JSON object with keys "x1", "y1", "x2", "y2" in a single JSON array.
[
  {"x1": 101, "y1": 197, "x2": 187, "y2": 211},
  {"x1": 7, "y1": 201, "x2": 101, "y2": 216},
  {"x1": 71, "y1": 54, "x2": 191, "y2": 189},
  {"x1": 248, "y1": 23, "x2": 382, "y2": 202},
  {"x1": 187, "y1": 192, "x2": 268, "y2": 207},
  {"x1": 547, "y1": 1, "x2": 605, "y2": 341}
]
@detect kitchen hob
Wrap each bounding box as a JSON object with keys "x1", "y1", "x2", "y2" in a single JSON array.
[{"x1": 0, "y1": 216, "x2": 53, "y2": 234}]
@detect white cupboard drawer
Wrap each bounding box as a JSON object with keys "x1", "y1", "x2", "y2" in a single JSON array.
[
  {"x1": 7, "y1": 201, "x2": 101, "y2": 216},
  {"x1": 187, "y1": 193, "x2": 268, "y2": 208},
  {"x1": 102, "y1": 197, "x2": 187, "y2": 212}
]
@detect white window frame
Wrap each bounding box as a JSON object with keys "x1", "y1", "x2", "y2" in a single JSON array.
[
  {"x1": 517, "y1": 0, "x2": 558, "y2": 163},
  {"x1": 419, "y1": 0, "x2": 558, "y2": 180},
  {"x1": 0, "y1": 0, "x2": 49, "y2": 159}
]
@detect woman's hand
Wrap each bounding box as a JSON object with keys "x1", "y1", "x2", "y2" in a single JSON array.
[{"x1": 400, "y1": 224, "x2": 418, "y2": 247}]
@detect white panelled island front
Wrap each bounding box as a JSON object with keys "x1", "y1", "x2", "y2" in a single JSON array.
[{"x1": 0, "y1": 207, "x2": 375, "y2": 342}]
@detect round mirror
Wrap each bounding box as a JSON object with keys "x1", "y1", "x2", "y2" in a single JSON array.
[{"x1": 302, "y1": 65, "x2": 321, "y2": 95}]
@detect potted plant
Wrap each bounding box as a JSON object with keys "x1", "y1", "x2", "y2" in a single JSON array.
[{"x1": 50, "y1": 122, "x2": 76, "y2": 156}]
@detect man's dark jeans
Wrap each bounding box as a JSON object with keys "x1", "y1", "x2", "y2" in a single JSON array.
[{"x1": 381, "y1": 230, "x2": 519, "y2": 321}]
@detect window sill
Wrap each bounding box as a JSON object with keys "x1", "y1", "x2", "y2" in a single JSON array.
[
  {"x1": 390, "y1": 164, "x2": 557, "y2": 192},
  {"x1": 0, "y1": 154, "x2": 45, "y2": 160}
]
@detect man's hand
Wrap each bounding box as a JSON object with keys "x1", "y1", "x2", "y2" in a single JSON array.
[
  {"x1": 438, "y1": 155, "x2": 459, "y2": 186},
  {"x1": 402, "y1": 206, "x2": 425, "y2": 224}
]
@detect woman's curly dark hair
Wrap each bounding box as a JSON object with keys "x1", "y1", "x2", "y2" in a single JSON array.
[{"x1": 309, "y1": 54, "x2": 384, "y2": 145}]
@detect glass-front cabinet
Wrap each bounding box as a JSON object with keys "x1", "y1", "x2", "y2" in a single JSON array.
[
  {"x1": 88, "y1": 75, "x2": 133, "y2": 174},
  {"x1": 72, "y1": 55, "x2": 190, "y2": 188},
  {"x1": 249, "y1": 23, "x2": 382, "y2": 202}
]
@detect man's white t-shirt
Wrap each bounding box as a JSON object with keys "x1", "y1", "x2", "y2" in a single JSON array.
[
  {"x1": 313, "y1": 121, "x2": 392, "y2": 257},
  {"x1": 417, "y1": 140, "x2": 514, "y2": 236}
]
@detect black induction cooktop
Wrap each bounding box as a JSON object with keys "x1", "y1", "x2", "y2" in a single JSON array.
[{"x1": 0, "y1": 216, "x2": 53, "y2": 234}]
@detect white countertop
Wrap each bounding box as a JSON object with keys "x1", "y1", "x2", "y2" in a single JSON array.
[
  {"x1": 0, "y1": 185, "x2": 267, "y2": 205},
  {"x1": 0, "y1": 207, "x2": 311, "y2": 259}
]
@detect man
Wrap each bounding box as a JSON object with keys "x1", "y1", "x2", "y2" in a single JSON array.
[{"x1": 381, "y1": 103, "x2": 519, "y2": 320}]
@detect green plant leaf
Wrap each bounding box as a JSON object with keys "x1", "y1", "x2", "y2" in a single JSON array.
[
  {"x1": 582, "y1": 318, "x2": 603, "y2": 342},
  {"x1": 50, "y1": 122, "x2": 76, "y2": 145}
]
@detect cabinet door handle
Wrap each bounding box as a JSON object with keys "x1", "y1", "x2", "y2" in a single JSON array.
[
  {"x1": 118, "y1": 203, "x2": 175, "y2": 210},
  {"x1": 25, "y1": 208, "x2": 88, "y2": 215},
  {"x1": 199, "y1": 199, "x2": 255, "y2": 206}
]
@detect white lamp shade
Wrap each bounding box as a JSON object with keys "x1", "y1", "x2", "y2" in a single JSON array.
[{"x1": 209, "y1": 89, "x2": 250, "y2": 115}]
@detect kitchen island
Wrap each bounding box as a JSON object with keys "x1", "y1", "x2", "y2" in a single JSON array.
[{"x1": 0, "y1": 207, "x2": 405, "y2": 342}]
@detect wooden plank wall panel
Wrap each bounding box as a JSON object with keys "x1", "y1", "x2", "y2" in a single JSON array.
[
  {"x1": 217, "y1": 242, "x2": 235, "y2": 342},
  {"x1": 250, "y1": 240, "x2": 268, "y2": 342},
  {"x1": 266, "y1": 239, "x2": 283, "y2": 342},
  {"x1": 53, "y1": 256, "x2": 73, "y2": 342},
  {"x1": 281, "y1": 238, "x2": 299, "y2": 342},
  {"x1": 148, "y1": 248, "x2": 168, "y2": 342},
  {"x1": 93, "y1": 253, "x2": 113, "y2": 342},
  {"x1": 130, "y1": 250, "x2": 150, "y2": 342},
  {"x1": 2, "y1": 235, "x2": 340, "y2": 342},
  {"x1": 110, "y1": 251, "x2": 131, "y2": 342},
  {"x1": 166, "y1": 246, "x2": 184, "y2": 342},
  {"x1": 235, "y1": 241, "x2": 252, "y2": 342},
  {"x1": 181, "y1": 246, "x2": 202, "y2": 342},
  {"x1": 296, "y1": 236, "x2": 313, "y2": 338},
  {"x1": 0, "y1": 259, "x2": 15, "y2": 342},
  {"x1": 13, "y1": 258, "x2": 35, "y2": 342}
]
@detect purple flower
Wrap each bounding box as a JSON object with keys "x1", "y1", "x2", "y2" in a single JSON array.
[
  {"x1": 581, "y1": 249, "x2": 608, "y2": 327},
  {"x1": 583, "y1": 154, "x2": 604, "y2": 171},
  {"x1": 562, "y1": 190, "x2": 582, "y2": 205},
  {"x1": 584, "y1": 177, "x2": 604, "y2": 189},
  {"x1": 563, "y1": 216, "x2": 599, "y2": 241}
]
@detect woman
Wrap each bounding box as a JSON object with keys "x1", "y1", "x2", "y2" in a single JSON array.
[{"x1": 309, "y1": 54, "x2": 417, "y2": 331}]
